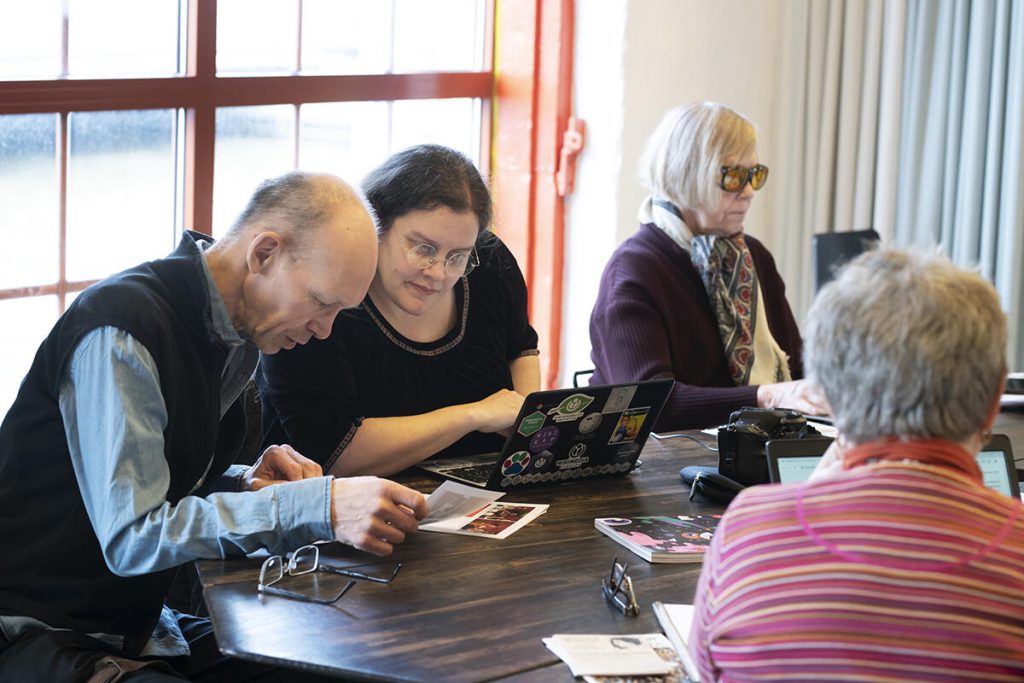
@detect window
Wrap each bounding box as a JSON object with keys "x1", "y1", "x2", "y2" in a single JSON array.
[{"x1": 0, "y1": 0, "x2": 492, "y2": 414}]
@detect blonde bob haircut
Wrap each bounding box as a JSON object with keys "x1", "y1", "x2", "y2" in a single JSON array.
[{"x1": 639, "y1": 102, "x2": 758, "y2": 212}]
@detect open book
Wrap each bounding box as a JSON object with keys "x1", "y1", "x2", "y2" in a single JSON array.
[
  {"x1": 652, "y1": 602, "x2": 700, "y2": 682},
  {"x1": 420, "y1": 481, "x2": 548, "y2": 539}
]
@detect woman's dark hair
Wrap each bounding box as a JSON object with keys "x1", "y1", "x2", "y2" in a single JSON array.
[{"x1": 362, "y1": 144, "x2": 492, "y2": 236}]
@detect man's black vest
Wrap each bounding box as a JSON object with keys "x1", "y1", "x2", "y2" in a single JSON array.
[{"x1": 0, "y1": 232, "x2": 246, "y2": 654}]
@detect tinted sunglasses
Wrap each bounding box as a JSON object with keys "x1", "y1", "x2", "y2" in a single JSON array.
[{"x1": 719, "y1": 164, "x2": 769, "y2": 192}]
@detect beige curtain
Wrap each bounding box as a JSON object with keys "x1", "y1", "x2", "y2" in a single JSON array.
[
  {"x1": 893, "y1": 0, "x2": 1024, "y2": 368},
  {"x1": 768, "y1": 0, "x2": 901, "y2": 319},
  {"x1": 768, "y1": 0, "x2": 1024, "y2": 368}
]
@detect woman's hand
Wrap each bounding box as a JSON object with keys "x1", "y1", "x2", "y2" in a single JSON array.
[
  {"x1": 756, "y1": 379, "x2": 830, "y2": 416},
  {"x1": 469, "y1": 389, "x2": 527, "y2": 433}
]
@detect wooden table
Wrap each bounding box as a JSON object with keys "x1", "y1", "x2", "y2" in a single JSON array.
[
  {"x1": 197, "y1": 412, "x2": 1024, "y2": 682},
  {"x1": 198, "y1": 431, "x2": 721, "y2": 682}
]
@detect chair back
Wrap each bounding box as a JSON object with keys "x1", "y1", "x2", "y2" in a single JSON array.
[
  {"x1": 812, "y1": 229, "x2": 880, "y2": 292},
  {"x1": 572, "y1": 369, "x2": 595, "y2": 388}
]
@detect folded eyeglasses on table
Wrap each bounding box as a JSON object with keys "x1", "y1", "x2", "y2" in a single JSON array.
[
  {"x1": 602, "y1": 555, "x2": 640, "y2": 617},
  {"x1": 258, "y1": 544, "x2": 402, "y2": 605}
]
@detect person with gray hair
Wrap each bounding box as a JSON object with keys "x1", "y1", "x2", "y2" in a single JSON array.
[
  {"x1": 0, "y1": 171, "x2": 428, "y2": 681},
  {"x1": 807, "y1": 248, "x2": 1006, "y2": 449},
  {"x1": 589, "y1": 101, "x2": 826, "y2": 431},
  {"x1": 690, "y1": 248, "x2": 1024, "y2": 682}
]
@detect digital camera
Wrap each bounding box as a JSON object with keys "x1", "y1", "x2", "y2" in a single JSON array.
[{"x1": 717, "y1": 408, "x2": 820, "y2": 486}]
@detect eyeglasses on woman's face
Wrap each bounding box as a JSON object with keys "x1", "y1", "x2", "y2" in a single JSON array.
[
  {"x1": 719, "y1": 164, "x2": 769, "y2": 193},
  {"x1": 405, "y1": 242, "x2": 480, "y2": 278}
]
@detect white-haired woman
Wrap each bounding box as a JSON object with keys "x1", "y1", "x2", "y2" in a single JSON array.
[
  {"x1": 691, "y1": 248, "x2": 1024, "y2": 681},
  {"x1": 588, "y1": 101, "x2": 825, "y2": 431}
]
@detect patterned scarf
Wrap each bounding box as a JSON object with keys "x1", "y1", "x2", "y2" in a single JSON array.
[
  {"x1": 643, "y1": 196, "x2": 787, "y2": 386},
  {"x1": 689, "y1": 231, "x2": 758, "y2": 385}
]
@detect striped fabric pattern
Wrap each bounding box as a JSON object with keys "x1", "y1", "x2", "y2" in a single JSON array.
[{"x1": 691, "y1": 461, "x2": 1024, "y2": 682}]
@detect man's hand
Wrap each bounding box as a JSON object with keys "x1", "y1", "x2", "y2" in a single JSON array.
[
  {"x1": 242, "y1": 444, "x2": 323, "y2": 491},
  {"x1": 757, "y1": 379, "x2": 831, "y2": 416},
  {"x1": 331, "y1": 477, "x2": 429, "y2": 556}
]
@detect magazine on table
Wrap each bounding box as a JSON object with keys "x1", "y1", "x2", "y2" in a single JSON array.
[
  {"x1": 542, "y1": 633, "x2": 676, "y2": 678},
  {"x1": 594, "y1": 514, "x2": 720, "y2": 563},
  {"x1": 652, "y1": 602, "x2": 700, "y2": 682},
  {"x1": 577, "y1": 632, "x2": 693, "y2": 683},
  {"x1": 420, "y1": 480, "x2": 548, "y2": 539}
]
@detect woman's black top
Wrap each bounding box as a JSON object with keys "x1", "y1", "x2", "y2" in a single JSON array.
[{"x1": 257, "y1": 236, "x2": 539, "y2": 470}]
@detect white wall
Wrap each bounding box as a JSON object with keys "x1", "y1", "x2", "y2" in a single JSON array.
[{"x1": 561, "y1": 0, "x2": 795, "y2": 386}]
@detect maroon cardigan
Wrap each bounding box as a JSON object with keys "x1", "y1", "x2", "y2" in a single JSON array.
[{"x1": 589, "y1": 223, "x2": 803, "y2": 430}]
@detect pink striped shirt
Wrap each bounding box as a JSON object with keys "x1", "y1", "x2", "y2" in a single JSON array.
[{"x1": 691, "y1": 457, "x2": 1024, "y2": 682}]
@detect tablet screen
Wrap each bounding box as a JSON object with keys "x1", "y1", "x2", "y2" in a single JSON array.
[
  {"x1": 774, "y1": 455, "x2": 822, "y2": 484},
  {"x1": 976, "y1": 449, "x2": 1013, "y2": 497}
]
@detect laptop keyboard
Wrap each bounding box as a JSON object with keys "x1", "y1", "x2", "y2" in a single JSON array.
[{"x1": 448, "y1": 464, "x2": 495, "y2": 484}]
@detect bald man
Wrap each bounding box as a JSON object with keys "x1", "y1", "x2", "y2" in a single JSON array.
[{"x1": 0, "y1": 172, "x2": 427, "y2": 682}]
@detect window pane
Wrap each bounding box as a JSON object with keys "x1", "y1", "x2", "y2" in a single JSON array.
[
  {"x1": 217, "y1": 0, "x2": 298, "y2": 75},
  {"x1": 391, "y1": 99, "x2": 480, "y2": 161},
  {"x1": 0, "y1": 1, "x2": 62, "y2": 79},
  {"x1": 68, "y1": 0, "x2": 180, "y2": 77},
  {"x1": 299, "y1": 102, "x2": 389, "y2": 183},
  {"x1": 66, "y1": 110, "x2": 178, "y2": 282},
  {"x1": 0, "y1": 115, "x2": 59, "y2": 288},
  {"x1": 392, "y1": 0, "x2": 486, "y2": 73},
  {"x1": 301, "y1": 0, "x2": 391, "y2": 75},
  {"x1": 0, "y1": 296, "x2": 60, "y2": 417},
  {"x1": 214, "y1": 106, "x2": 295, "y2": 235}
]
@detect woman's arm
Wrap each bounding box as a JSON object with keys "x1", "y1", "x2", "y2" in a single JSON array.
[
  {"x1": 510, "y1": 353, "x2": 541, "y2": 396},
  {"x1": 591, "y1": 274, "x2": 759, "y2": 430},
  {"x1": 328, "y1": 389, "x2": 526, "y2": 477}
]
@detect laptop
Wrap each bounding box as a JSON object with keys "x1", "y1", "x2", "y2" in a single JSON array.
[
  {"x1": 765, "y1": 434, "x2": 1022, "y2": 499},
  {"x1": 417, "y1": 379, "x2": 674, "y2": 490}
]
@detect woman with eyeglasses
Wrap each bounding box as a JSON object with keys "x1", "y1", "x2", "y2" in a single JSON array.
[
  {"x1": 589, "y1": 102, "x2": 827, "y2": 431},
  {"x1": 257, "y1": 144, "x2": 540, "y2": 476}
]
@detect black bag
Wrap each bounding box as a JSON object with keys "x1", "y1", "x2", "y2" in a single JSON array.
[
  {"x1": 717, "y1": 408, "x2": 820, "y2": 486},
  {"x1": 679, "y1": 465, "x2": 746, "y2": 503}
]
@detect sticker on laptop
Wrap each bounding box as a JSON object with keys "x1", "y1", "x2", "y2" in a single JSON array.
[
  {"x1": 531, "y1": 455, "x2": 549, "y2": 471},
  {"x1": 501, "y1": 451, "x2": 531, "y2": 476},
  {"x1": 547, "y1": 393, "x2": 594, "y2": 423},
  {"x1": 601, "y1": 385, "x2": 638, "y2": 414},
  {"x1": 578, "y1": 412, "x2": 603, "y2": 434},
  {"x1": 608, "y1": 407, "x2": 651, "y2": 444},
  {"x1": 529, "y1": 425, "x2": 560, "y2": 452},
  {"x1": 517, "y1": 411, "x2": 546, "y2": 437},
  {"x1": 554, "y1": 442, "x2": 589, "y2": 470},
  {"x1": 612, "y1": 442, "x2": 641, "y2": 461}
]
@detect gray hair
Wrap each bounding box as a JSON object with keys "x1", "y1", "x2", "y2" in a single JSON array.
[
  {"x1": 805, "y1": 248, "x2": 1006, "y2": 445},
  {"x1": 226, "y1": 171, "x2": 372, "y2": 259},
  {"x1": 639, "y1": 101, "x2": 757, "y2": 212}
]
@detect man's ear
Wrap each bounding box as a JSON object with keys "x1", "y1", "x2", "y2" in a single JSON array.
[{"x1": 246, "y1": 231, "x2": 284, "y2": 274}]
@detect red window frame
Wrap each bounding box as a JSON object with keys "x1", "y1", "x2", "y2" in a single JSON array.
[
  {"x1": 0, "y1": 0, "x2": 573, "y2": 385},
  {"x1": 0, "y1": 0, "x2": 493, "y2": 310}
]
